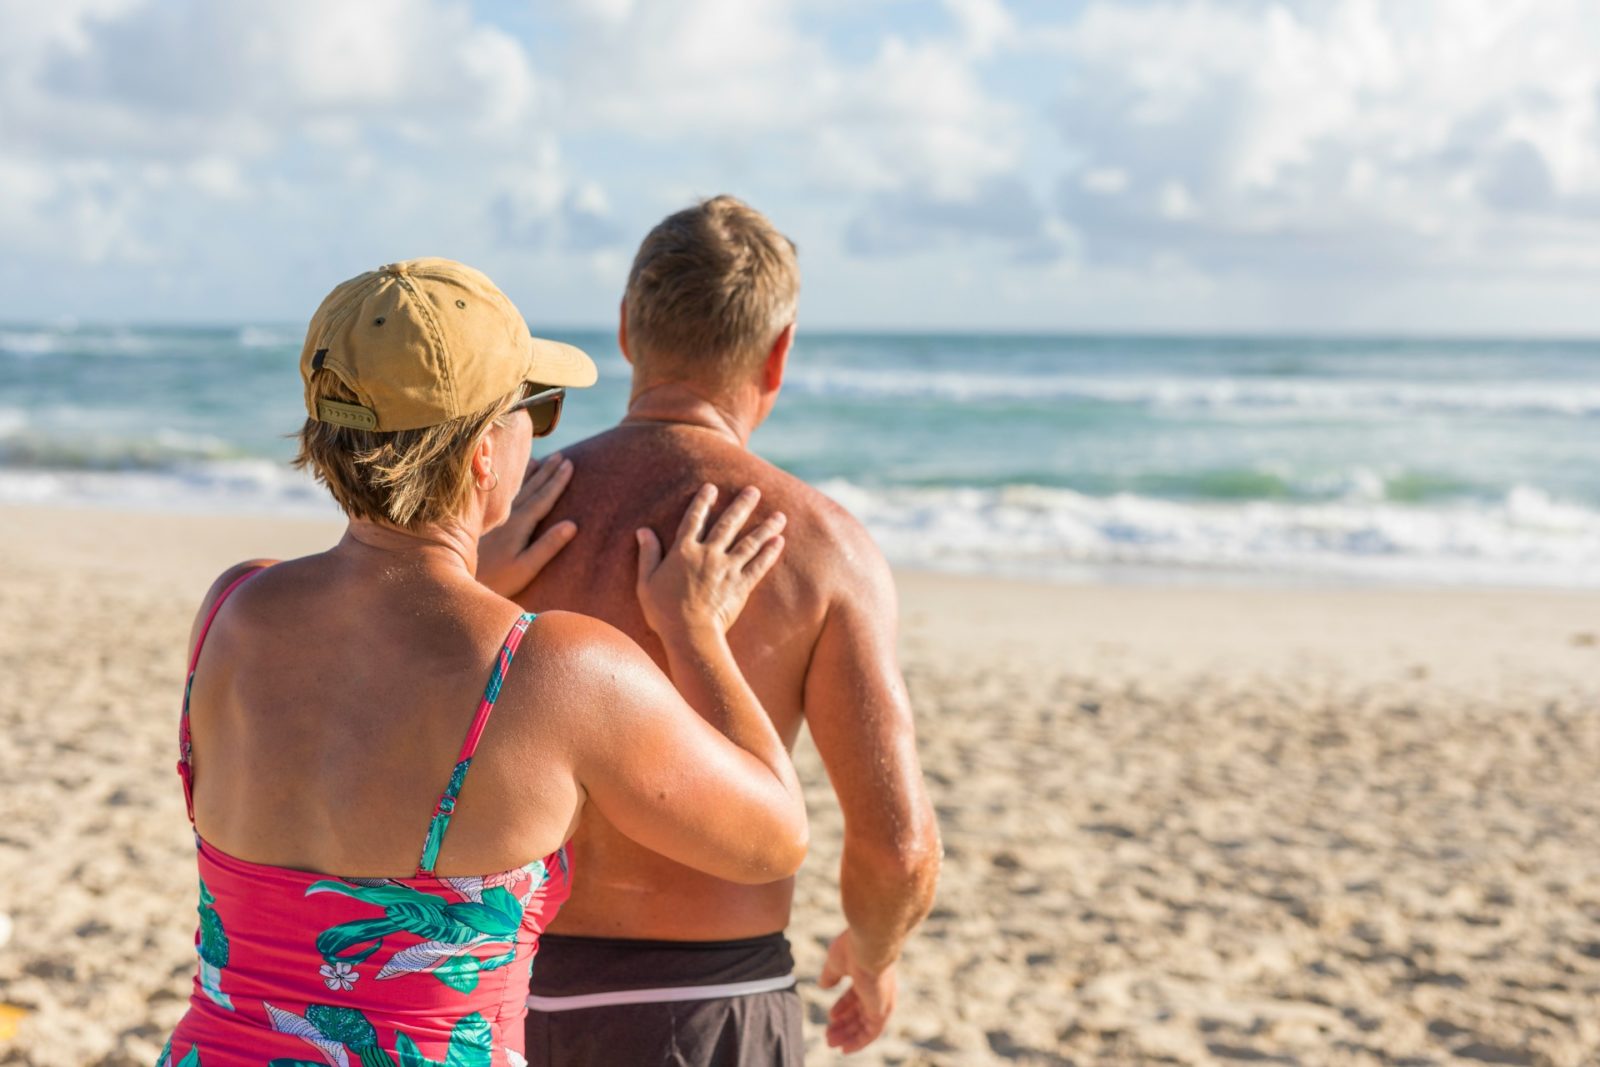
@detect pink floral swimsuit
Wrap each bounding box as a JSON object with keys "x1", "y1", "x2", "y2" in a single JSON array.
[{"x1": 160, "y1": 570, "x2": 570, "y2": 1067}]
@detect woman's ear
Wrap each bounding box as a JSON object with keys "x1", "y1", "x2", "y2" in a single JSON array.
[{"x1": 473, "y1": 431, "x2": 496, "y2": 486}]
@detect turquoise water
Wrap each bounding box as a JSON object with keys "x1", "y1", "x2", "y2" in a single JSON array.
[{"x1": 3, "y1": 324, "x2": 1598, "y2": 586}]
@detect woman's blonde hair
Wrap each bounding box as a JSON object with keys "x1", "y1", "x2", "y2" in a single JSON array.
[{"x1": 294, "y1": 371, "x2": 522, "y2": 529}]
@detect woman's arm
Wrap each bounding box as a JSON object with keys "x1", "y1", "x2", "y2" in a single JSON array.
[{"x1": 563, "y1": 485, "x2": 806, "y2": 884}]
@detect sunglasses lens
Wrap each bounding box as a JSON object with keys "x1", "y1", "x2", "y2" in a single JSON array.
[{"x1": 525, "y1": 392, "x2": 563, "y2": 437}]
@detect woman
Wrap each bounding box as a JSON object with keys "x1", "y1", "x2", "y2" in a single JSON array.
[{"x1": 158, "y1": 259, "x2": 806, "y2": 1066}]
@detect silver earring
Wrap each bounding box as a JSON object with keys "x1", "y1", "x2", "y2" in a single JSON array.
[{"x1": 478, "y1": 469, "x2": 499, "y2": 492}]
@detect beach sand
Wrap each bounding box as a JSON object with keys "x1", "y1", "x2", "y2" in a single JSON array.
[{"x1": 1, "y1": 505, "x2": 1597, "y2": 1065}]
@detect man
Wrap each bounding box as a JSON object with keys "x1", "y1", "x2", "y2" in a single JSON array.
[{"x1": 498, "y1": 196, "x2": 941, "y2": 1065}]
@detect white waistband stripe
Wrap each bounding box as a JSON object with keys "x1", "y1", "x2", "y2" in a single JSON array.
[{"x1": 527, "y1": 973, "x2": 797, "y2": 1012}]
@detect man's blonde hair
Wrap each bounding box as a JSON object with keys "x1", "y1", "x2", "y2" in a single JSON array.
[
  {"x1": 624, "y1": 195, "x2": 799, "y2": 385},
  {"x1": 293, "y1": 371, "x2": 521, "y2": 529}
]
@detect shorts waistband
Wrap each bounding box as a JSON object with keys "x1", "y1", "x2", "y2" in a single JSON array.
[
  {"x1": 530, "y1": 931, "x2": 794, "y2": 1000},
  {"x1": 527, "y1": 974, "x2": 797, "y2": 1013},
  {"x1": 536, "y1": 931, "x2": 790, "y2": 953}
]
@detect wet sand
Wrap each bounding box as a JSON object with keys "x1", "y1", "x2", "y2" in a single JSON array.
[{"x1": 1, "y1": 505, "x2": 1597, "y2": 1065}]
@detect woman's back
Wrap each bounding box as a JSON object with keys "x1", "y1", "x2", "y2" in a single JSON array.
[
  {"x1": 165, "y1": 562, "x2": 572, "y2": 1067},
  {"x1": 184, "y1": 552, "x2": 577, "y2": 878}
]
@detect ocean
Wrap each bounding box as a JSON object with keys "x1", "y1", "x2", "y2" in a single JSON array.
[{"x1": 2, "y1": 324, "x2": 1598, "y2": 588}]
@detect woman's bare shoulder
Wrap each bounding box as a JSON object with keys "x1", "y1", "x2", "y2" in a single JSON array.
[
  {"x1": 516, "y1": 609, "x2": 660, "y2": 679},
  {"x1": 186, "y1": 558, "x2": 280, "y2": 658},
  {"x1": 498, "y1": 610, "x2": 672, "y2": 728}
]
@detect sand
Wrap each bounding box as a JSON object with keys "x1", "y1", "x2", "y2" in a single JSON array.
[{"x1": 2, "y1": 504, "x2": 1598, "y2": 1066}]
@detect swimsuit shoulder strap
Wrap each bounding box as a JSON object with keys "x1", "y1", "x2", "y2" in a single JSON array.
[
  {"x1": 416, "y1": 612, "x2": 537, "y2": 877},
  {"x1": 178, "y1": 567, "x2": 267, "y2": 825}
]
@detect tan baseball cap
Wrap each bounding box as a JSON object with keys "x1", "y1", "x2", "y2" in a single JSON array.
[{"x1": 299, "y1": 257, "x2": 597, "y2": 432}]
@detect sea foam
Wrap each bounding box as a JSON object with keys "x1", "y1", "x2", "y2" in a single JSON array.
[{"x1": 787, "y1": 366, "x2": 1600, "y2": 418}]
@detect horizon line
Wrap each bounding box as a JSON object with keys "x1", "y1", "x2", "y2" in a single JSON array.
[{"x1": 6, "y1": 320, "x2": 1600, "y2": 344}]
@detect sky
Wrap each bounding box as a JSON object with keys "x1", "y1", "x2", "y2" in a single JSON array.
[{"x1": 4, "y1": 0, "x2": 1600, "y2": 334}]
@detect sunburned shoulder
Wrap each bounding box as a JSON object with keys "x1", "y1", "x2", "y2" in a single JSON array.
[
  {"x1": 515, "y1": 610, "x2": 659, "y2": 683},
  {"x1": 495, "y1": 610, "x2": 672, "y2": 730},
  {"x1": 697, "y1": 451, "x2": 875, "y2": 548},
  {"x1": 561, "y1": 425, "x2": 891, "y2": 588}
]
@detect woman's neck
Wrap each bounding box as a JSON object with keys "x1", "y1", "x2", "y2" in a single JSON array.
[{"x1": 340, "y1": 517, "x2": 481, "y2": 578}]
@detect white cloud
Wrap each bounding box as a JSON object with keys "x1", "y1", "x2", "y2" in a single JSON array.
[
  {"x1": 554, "y1": 0, "x2": 1021, "y2": 199},
  {"x1": 1082, "y1": 167, "x2": 1129, "y2": 195},
  {"x1": 490, "y1": 141, "x2": 625, "y2": 254},
  {"x1": 1051, "y1": 0, "x2": 1600, "y2": 276},
  {"x1": 1159, "y1": 181, "x2": 1197, "y2": 221},
  {"x1": 554, "y1": 0, "x2": 817, "y2": 135},
  {"x1": 32, "y1": 0, "x2": 540, "y2": 150},
  {"x1": 946, "y1": 0, "x2": 1016, "y2": 57},
  {"x1": 815, "y1": 33, "x2": 1020, "y2": 199},
  {"x1": 0, "y1": 0, "x2": 548, "y2": 265},
  {"x1": 11, "y1": 0, "x2": 1600, "y2": 329}
]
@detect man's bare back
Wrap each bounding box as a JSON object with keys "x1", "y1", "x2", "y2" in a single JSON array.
[{"x1": 513, "y1": 420, "x2": 851, "y2": 940}]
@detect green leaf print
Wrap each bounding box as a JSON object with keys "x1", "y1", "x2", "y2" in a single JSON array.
[
  {"x1": 394, "y1": 1035, "x2": 429, "y2": 1067},
  {"x1": 444, "y1": 759, "x2": 470, "y2": 797},
  {"x1": 196, "y1": 880, "x2": 228, "y2": 966},
  {"x1": 304, "y1": 879, "x2": 523, "y2": 993},
  {"x1": 156, "y1": 1044, "x2": 201, "y2": 1067},
  {"x1": 442, "y1": 1014, "x2": 493, "y2": 1067},
  {"x1": 417, "y1": 760, "x2": 472, "y2": 873},
  {"x1": 306, "y1": 1004, "x2": 379, "y2": 1048},
  {"x1": 264, "y1": 1002, "x2": 354, "y2": 1067},
  {"x1": 194, "y1": 878, "x2": 234, "y2": 1012},
  {"x1": 431, "y1": 955, "x2": 481, "y2": 994},
  {"x1": 392, "y1": 1014, "x2": 493, "y2": 1067}
]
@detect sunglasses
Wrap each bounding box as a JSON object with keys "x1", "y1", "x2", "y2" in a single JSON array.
[{"x1": 508, "y1": 386, "x2": 565, "y2": 438}]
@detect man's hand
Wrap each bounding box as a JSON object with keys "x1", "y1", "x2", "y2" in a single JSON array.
[
  {"x1": 819, "y1": 929, "x2": 897, "y2": 1053},
  {"x1": 476, "y1": 452, "x2": 576, "y2": 598}
]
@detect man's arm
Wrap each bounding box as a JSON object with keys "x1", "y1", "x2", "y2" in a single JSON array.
[{"x1": 803, "y1": 521, "x2": 941, "y2": 1053}]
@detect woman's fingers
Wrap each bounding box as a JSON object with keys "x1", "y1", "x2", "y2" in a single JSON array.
[
  {"x1": 515, "y1": 519, "x2": 577, "y2": 583},
  {"x1": 675, "y1": 484, "x2": 718, "y2": 546},
  {"x1": 705, "y1": 487, "x2": 761, "y2": 548},
  {"x1": 635, "y1": 527, "x2": 663, "y2": 593},
  {"x1": 518, "y1": 455, "x2": 573, "y2": 514},
  {"x1": 729, "y1": 512, "x2": 786, "y2": 564},
  {"x1": 742, "y1": 535, "x2": 785, "y2": 584},
  {"x1": 495, "y1": 454, "x2": 570, "y2": 551},
  {"x1": 516, "y1": 451, "x2": 563, "y2": 501}
]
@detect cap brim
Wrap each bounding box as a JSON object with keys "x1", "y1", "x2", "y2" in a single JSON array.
[{"x1": 527, "y1": 336, "x2": 599, "y2": 388}]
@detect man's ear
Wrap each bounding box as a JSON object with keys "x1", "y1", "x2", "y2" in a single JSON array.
[
  {"x1": 763, "y1": 322, "x2": 794, "y2": 393},
  {"x1": 618, "y1": 298, "x2": 633, "y2": 365}
]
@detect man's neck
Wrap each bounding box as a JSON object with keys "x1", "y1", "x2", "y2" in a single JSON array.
[{"x1": 623, "y1": 381, "x2": 758, "y2": 448}]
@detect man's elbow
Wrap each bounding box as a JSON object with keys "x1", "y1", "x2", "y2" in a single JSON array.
[
  {"x1": 776, "y1": 817, "x2": 811, "y2": 880},
  {"x1": 846, "y1": 825, "x2": 942, "y2": 902},
  {"x1": 735, "y1": 815, "x2": 809, "y2": 886}
]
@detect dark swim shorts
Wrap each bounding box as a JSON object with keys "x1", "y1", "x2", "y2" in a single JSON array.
[{"x1": 524, "y1": 932, "x2": 803, "y2": 1066}]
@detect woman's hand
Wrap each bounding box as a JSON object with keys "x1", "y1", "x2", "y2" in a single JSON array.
[
  {"x1": 476, "y1": 452, "x2": 577, "y2": 598},
  {"x1": 636, "y1": 484, "x2": 786, "y2": 642}
]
